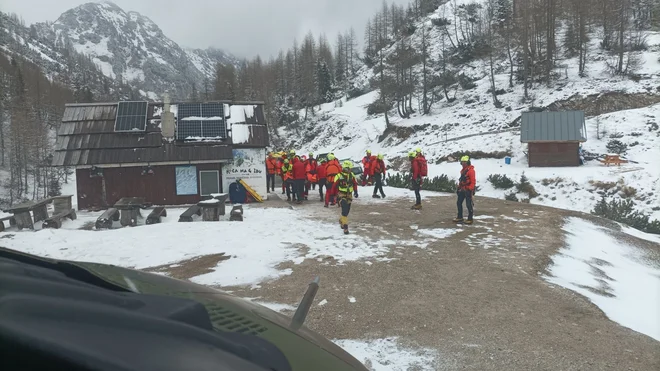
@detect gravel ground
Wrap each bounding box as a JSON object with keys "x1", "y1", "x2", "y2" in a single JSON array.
[{"x1": 155, "y1": 190, "x2": 660, "y2": 370}]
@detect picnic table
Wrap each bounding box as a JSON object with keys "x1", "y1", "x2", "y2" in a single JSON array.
[
  {"x1": 114, "y1": 197, "x2": 146, "y2": 227},
  {"x1": 196, "y1": 193, "x2": 229, "y2": 221},
  {"x1": 2, "y1": 195, "x2": 74, "y2": 230}
]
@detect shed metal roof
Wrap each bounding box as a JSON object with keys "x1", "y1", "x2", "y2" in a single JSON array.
[{"x1": 520, "y1": 111, "x2": 587, "y2": 143}]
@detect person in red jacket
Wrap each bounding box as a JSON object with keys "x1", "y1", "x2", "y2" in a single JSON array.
[
  {"x1": 409, "y1": 151, "x2": 423, "y2": 209},
  {"x1": 324, "y1": 153, "x2": 342, "y2": 207},
  {"x1": 316, "y1": 158, "x2": 328, "y2": 202},
  {"x1": 292, "y1": 156, "x2": 307, "y2": 204},
  {"x1": 454, "y1": 155, "x2": 476, "y2": 224},
  {"x1": 361, "y1": 150, "x2": 373, "y2": 186},
  {"x1": 304, "y1": 153, "x2": 318, "y2": 198},
  {"x1": 266, "y1": 153, "x2": 278, "y2": 193},
  {"x1": 371, "y1": 154, "x2": 386, "y2": 199},
  {"x1": 307, "y1": 153, "x2": 318, "y2": 190}
]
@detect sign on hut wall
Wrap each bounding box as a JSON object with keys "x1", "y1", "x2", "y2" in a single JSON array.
[{"x1": 222, "y1": 148, "x2": 267, "y2": 199}]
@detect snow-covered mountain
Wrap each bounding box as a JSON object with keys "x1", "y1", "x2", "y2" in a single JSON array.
[
  {"x1": 42, "y1": 1, "x2": 236, "y2": 98},
  {"x1": 1, "y1": 1, "x2": 237, "y2": 100},
  {"x1": 278, "y1": 0, "x2": 660, "y2": 225}
]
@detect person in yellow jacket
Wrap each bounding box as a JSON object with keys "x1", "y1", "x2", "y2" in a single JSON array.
[
  {"x1": 280, "y1": 159, "x2": 295, "y2": 201},
  {"x1": 330, "y1": 160, "x2": 359, "y2": 235}
]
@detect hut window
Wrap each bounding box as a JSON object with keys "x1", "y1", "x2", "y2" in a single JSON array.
[
  {"x1": 199, "y1": 170, "x2": 220, "y2": 196},
  {"x1": 175, "y1": 165, "x2": 198, "y2": 195}
]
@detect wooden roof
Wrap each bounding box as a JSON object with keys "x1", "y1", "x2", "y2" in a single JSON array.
[{"x1": 52, "y1": 101, "x2": 268, "y2": 166}]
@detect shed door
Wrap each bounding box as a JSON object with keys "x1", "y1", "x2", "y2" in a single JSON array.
[{"x1": 199, "y1": 170, "x2": 220, "y2": 196}]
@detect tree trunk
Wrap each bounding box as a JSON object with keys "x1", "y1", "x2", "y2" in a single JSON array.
[{"x1": 617, "y1": 0, "x2": 626, "y2": 73}]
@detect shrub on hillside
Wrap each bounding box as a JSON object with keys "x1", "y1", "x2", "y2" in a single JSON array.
[
  {"x1": 504, "y1": 191, "x2": 519, "y2": 202},
  {"x1": 347, "y1": 86, "x2": 367, "y2": 100},
  {"x1": 606, "y1": 139, "x2": 628, "y2": 154},
  {"x1": 386, "y1": 172, "x2": 457, "y2": 193},
  {"x1": 592, "y1": 197, "x2": 660, "y2": 234},
  {"x1": 431, "y1": 17, "x2": 451, "y2": 27},
  {"x1": 457, "y1": 73, "x2": 478, "y2": 90},
  {"x1": 47, "y1": 173, "x2": 62, "y2": 197},
  {"x1": 488, "y1": 174, "x2": 515, "y2": 189},
  {"x1": 367, "y1": 101, "x2": 390, "y2": 115},
  {"x1": 516, "y1": 173, "x2": 539, "y2": 198},
  {"x1": 541, "y1": 177, "x2": 565, "y2": 186}
]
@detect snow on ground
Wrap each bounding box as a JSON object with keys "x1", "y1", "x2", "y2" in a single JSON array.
[
  {"x1": 0, "y1": 202, "x2": 415, "y2": 287},
  {"x1": 544, "y1": 217, "x2": 660, "y2": 341},
  {"x1": 333, "y1": 337, "x2": 440, "y2": 371},
  {"x1": 280, "y1": 8, "x2": 660, "y2": 224}
]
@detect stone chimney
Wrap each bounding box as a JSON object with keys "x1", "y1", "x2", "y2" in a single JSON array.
[{"x1": 161, "y1": 92, "x2": 175, "y2": 140}]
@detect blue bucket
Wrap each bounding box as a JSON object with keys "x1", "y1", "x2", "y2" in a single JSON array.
[{"x1": 504, "y1": 157, "x2": 511, "y2": 165}]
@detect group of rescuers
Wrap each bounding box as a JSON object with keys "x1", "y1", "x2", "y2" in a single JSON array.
[{"x1": 265, "y1": 149, "x2": 476, "y2": 234}]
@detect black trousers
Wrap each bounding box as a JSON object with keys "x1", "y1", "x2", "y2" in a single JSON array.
[
  {"x1": 457, "y1": 190, "x2": 474, "y2": 219},
  {"x1": 373, "y1": 173, "x2": 385, "y2": 196},
  {"x1": 412, "y1": 178, "x2": 421, "y2": 204},
  {"x1": 317, "y1": 178, "x2": 327, "y2": 199},
  {"x1": 294, "y1": 179, "x2": 305, "y2": 201},
  {"x1": 285, "y1": 180, "x2": 294, "y2": 199},
  {"x1": 267, "y1": 174, "x2": 275, "y2": 191},
  {"x1": 340, "y1": 196, "x2": 351, "y2": 216}
]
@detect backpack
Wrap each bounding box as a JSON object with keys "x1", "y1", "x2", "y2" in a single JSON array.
[{"x1": 417, "y1": 156, "x2": 428, "y2": 177}]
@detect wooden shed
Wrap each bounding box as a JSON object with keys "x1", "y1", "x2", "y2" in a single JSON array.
[
  {"x1": 520, "y1": 111, "x2": 587, "y2": 167},
  {"x1": 52, "y1": 99, "x2": 269, "y2": 210}
]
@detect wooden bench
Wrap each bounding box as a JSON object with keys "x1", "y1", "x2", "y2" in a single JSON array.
[
  {"x1": 95, "y1": 208, "x2": 120, "y2": 229},
  {"x1": 178, "y1": 205, "x2": 201, "y2": 222},
  {"x1": 0, "y1": 215, "x2": 16, "y2": 232},
  {"x1": 229, "y1": 205, "x2": 243, "y2": 222},
  {"x1": 43, "y1": 209, "x2": 77, "y2": 229},
  {"x1": 146, "y1": 207, "x2": 167, "y2": 225}
]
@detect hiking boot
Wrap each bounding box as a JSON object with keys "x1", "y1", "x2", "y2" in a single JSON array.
[
  {"x1": 343, "y1": 224, "x2": 349, "y2": 234},
  {"x1": 381, "y1": 194, "x2": 386, "y2": 198},
  {"x1": 296, "y1": 200, "x2": 303, "y2": 205},
  {"x1": 287, "y1": 197, "x2": 291, "y2": 201},
  {"x1": 452, "y1": 217, "x2": 464, "y2": 223},
  {"x1": 411, "y1": 204, "x2": 422, "y2": 210},
  {"x1": 464, "y1": 219, "x2": 474, "y2": 225},
  {"x1": 372, "y1": 194, "x2": 381, "y2": 198}
]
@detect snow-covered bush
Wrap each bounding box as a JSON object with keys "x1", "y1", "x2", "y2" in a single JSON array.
[{"x1": 487, "y1": 174, "x2": 515, "y2": 189}]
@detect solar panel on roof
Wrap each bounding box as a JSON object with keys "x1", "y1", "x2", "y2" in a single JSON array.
[
  {"x1": 115, "y1": 101, "x2": 148, "y2": 132},
  {"x1": 176, "y1": 103, "x2": 226, "y2": 140}
]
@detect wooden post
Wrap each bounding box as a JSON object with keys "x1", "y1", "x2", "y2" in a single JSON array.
[
  {"x1": 33, "y1": 204, "x2": 49, "y2": 223},
  {"x1": 120, "y1": 208, "x2": 140, "y2": 227},
  {"x1": 53, "y1": 196, "x2": 73, "y2": 215},
  {"x1": 14, "y1": 211, "x2": 34, "y2": 230},
  {"x1": 201, "y1": 206, "x2": 220, "y2": 221}
]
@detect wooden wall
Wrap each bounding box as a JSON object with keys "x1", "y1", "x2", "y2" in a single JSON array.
[
  {"x1": 527, "y1": 142, "x2": 580, "y2": 167},
  {"x1": 76, "y1": 163, "x2": 223, "y2": 210}
]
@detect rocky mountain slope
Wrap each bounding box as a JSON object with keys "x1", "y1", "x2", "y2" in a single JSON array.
[{"x1": 1, "y1": 1, "x2": 237, "y2": 100}]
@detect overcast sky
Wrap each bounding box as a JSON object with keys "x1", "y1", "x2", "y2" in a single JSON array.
[{"x1": 1, "y1": 0, "x2": 410, "y2": 58}]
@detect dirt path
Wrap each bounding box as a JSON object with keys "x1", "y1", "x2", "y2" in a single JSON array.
[{"x1": 154, "y1": 192, "x2": 660, "y2": 370}]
